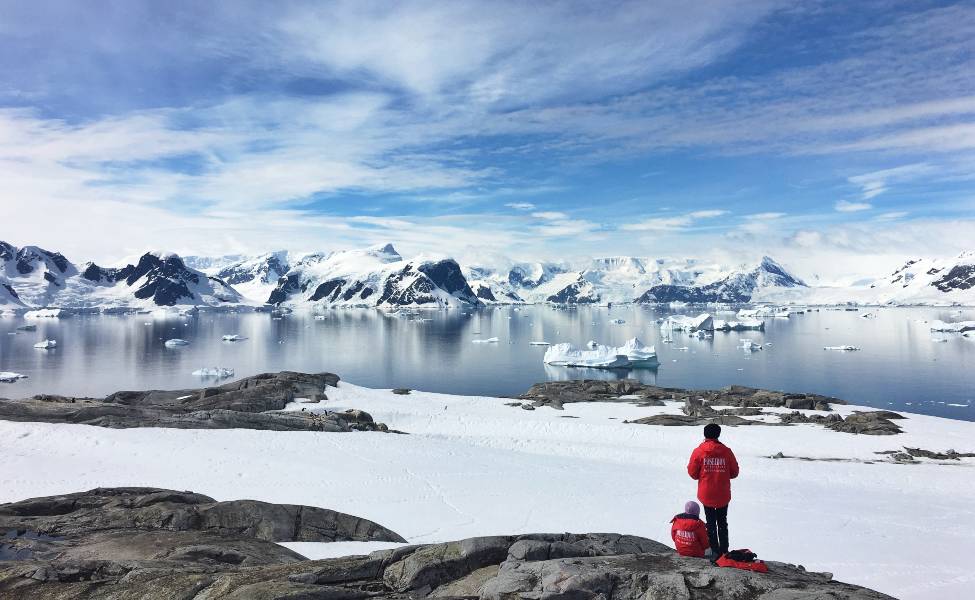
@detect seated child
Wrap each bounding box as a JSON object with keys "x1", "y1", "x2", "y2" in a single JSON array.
[{"x1": 671, "y1": 500, "x2": 709, "y2": 558}]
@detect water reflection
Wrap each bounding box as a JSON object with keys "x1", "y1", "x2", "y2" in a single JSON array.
[{"x1": 0, "y1": 305, "x2": 973, "y2": 420}]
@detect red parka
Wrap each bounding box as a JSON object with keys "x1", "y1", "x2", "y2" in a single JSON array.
[
  {"x1": 687, "y1": 439, "x2": 739, "y2": 508},
  {"x1": 670, "y1": 514, "x2": 709, "y2": 558}
]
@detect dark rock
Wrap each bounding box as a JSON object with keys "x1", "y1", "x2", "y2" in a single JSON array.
[
  {"x1": 626, "y1": 414, "x2": 768, "y2": 427},
  {"x1": 0, "y1": 509, "x2": 893, "y2": 600},
  {"x1": 391, "y1": 388, "x2": 412, "y2": 395},
  {"x1": 903, "y1": 447, "x2": 975, "y2": 460},
  {"x1": 0, "y1": 372, "x2": 391, "y2": 433},
  {"x1": 520, "y1": 404, "x2": 535, "y2": 411},
  {"x1": 829, "y1": 412, "x2": 903, "y2": 435}
]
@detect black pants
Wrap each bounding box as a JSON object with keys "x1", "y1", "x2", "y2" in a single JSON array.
[{"x1": 703, "y1": 504, "x2": 729, "y2": 556}]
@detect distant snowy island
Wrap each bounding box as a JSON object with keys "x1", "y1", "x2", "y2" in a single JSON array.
[{"x1": 1, "y1": 240, "x2": 973, "y2": 313}]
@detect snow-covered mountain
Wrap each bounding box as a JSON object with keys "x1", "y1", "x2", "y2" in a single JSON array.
[
  {"x1": 1, "y1": 241, "x2": 243, "y2": 310},
  {"x1": 636, "y1": 256, "x2": 806, "y2": 304},
  {"x1": 265, "y1": 244, "x2": 482, "y2": 308},
  {"x1": 759, "y1": 252, "x2": 975, "y2": 306},
  {"x1": 188, "y1": 251, "x2": 291, "y2": 303}
]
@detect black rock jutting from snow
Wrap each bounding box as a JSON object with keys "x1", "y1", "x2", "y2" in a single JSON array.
[
  {"x1": 518, "y1": 379, "x2": 903, "y2": 435},
  {"x1": 0, "y1": 371, "x2": 391, "y2": 433},
  {"x1": 0, "y1": 488, "x2": 892, "y2": 600},
  {"x1": 82, "y1": 252, "x2": 238, "y2": 306}
]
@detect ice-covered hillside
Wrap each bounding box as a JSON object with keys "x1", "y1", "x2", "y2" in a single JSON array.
[
  {"x1": 266, "y1": 244, "x2": 482, "y2": 308},
  {"x1": 188, "y1": 251, "x2": 292, "y2": 304},
  {"x1": 636, "y1": 256, "x2": 806, "y2": 304},
  {"x1": 1, "y1": 241, "x2": 243, "y2": 311},
  {"x1": 756, "y1": 252, "x2": 975, "y2": 306}
]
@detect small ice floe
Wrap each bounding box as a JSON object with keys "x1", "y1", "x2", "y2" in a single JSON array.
[
  {"x1": 472, "y1": 337, "x2": 499, "y2": 343},
  {"x1": 164, "y1": 338, "x2": 190, "y2": 347},
  {"x1": 610, "y1": 318, "x2": 626, "y2": 325},
  {"x1": 739, "y1": 339, "x2": 762, "y2": 352},
  {"x1": 16, "y1": 324, "x2": 37, "y2": 331},
  {"x1": 544, "y1": 337, "x2": 658, "y2": 369},
  {"x1": 932, "y1": 338, "x2": 949, "y2": 343},
  {"x1": 861, "y1": 312, "x2": 878, "y2": 319},
  {"x1": 529, "y1": 341, "x2": 550, "y2": 346},
  {"x1": 25, "y1": 308, "x2": 62, "y2": 319},
  {"x1": 222, "y1": 334, "x2": 247, "y2": 342},
  {"x1": 192, "y1": 367, "x2": 235, "y2": 379},
  {"x1": 691, "y1": 329, "x2": 712, "y2": 339},
  {"x1": 586, "y1": 340, "x2": 598, "y2": 349},
  {"x1": 676, "y1": 346, "x2": 689, "y2": 352},
  {"x1": 314, "y1": 315, "x2": 327, "y2": 320},
  {"x1": 0, "y1": 371, "x2": 28, "y2": 383},
  {"x1": 824, "y1": 345, "x2": 860, "y2": 351},
  {"x1": 33, "y1": 339, "x2": 57, "y2": 349}
]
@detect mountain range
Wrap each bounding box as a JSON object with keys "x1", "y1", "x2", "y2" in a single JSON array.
[{"x1": 2, "y1": 240, "x2": 973, "y2": 312}]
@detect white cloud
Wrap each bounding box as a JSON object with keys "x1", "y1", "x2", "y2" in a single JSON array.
[
  {"x1": 622, "y1": 210, "x2": 727, "y2": 231},
  {"x1": 532, "y1": 211, "x2": 569, "y2": 220},
  {"x1": 744, "y1": 212, "x2": 786, "y2": 220},
  {"x1": 505, "y1": 202, "x2": 535, "y2": 210},
  {"x1": 835, "y1": 200, "x2": 872, "y2": 212},
  {"x1": 847, "y1": 163, "x2": 934, "y2": 200}
]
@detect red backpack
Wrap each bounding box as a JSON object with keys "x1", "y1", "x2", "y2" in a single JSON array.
[{"x1": 716, "y1": 549, "x2": 769, "y2": 573}]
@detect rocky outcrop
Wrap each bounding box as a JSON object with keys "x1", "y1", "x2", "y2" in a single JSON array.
[
  {"x1": 0, "y1": 492, "x2": 892, "y2": 599},
  {"x1": 520, "y1": 380, "x2": 841, "y2": 411},
  {"x1": 0, "y1": 371, "x2": 390, "y2": 433}
]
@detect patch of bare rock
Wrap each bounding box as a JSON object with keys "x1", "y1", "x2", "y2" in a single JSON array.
[
  {"x1": 0, "y1": 488, "x2": 892, "y2": 599},
  {"x1": 0, "y1": 372, "x2": 389, "y2": 433}
]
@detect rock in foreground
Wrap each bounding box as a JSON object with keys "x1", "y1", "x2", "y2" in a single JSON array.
[
  {"x1": 0, "y1": 488, "x2": 891, "y2": 599},
  {"x1": 0, "y1": 371, "x2": 389, "y2": 432}
]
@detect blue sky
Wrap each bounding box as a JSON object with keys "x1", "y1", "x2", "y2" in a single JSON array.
[{"x1": 1, "y1": 0, "x2": 973, "y2": 280}]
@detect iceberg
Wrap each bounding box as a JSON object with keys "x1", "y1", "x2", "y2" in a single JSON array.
[
  {"x1": 529, "y1": 341, "x2": 550, "y2": 346},
  {"x1": 192, "y1": 367, "x2": 235, "y2": 379},
  {"x1": 659, "y1": 313, "x2": 713, "y2": 333},
  {"x1": 713, "y1": 319, "x2": 765, "y2": 331},
  {"x1": 824, "y1": 345, "x2": 860, "y2": 351},
  {"x1": 24, "y1": 308, "x2": 63, "y2": 319},
  {"x1": 33, "y1": 339, "x2": 57, "y2": 349},
  {"x1": 0, "y1": 371, "x2": 27, "y2": 383},
  {"x1": 544, "y1": 337, "x2": 658, "y2": 369},
  {"x1": 16, "y1": 324, "x2": 37, "y2": 332},
  {"x1": 929, "y1": 320, "x2": 975, "y2": 333},
  {"x1": 472, "y1": 337, "x2": 499, "y2": 343},
  {"x1": 221, "y1": 334, "x2": 247, "y2": 342},
  {"x1": 164, "y1": 338, "x2": 190, "y2": 347}
]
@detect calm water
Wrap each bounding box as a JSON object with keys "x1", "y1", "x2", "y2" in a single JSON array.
[{"x1": 1, "y1": 306, "x2": 973, "y2": 420}]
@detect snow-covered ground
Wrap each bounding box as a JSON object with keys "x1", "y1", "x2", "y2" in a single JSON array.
[{"x1": 1, "y1": 383, "x2": 973, "y2": 599}]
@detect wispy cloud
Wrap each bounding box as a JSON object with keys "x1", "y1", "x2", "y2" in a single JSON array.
[
  {"x1": 621, "y1": 210, "x2": 728, "y2": 231},
  {"x1": 835, "y1": 200, "x2": 873, "y2": 212},
  {"x1": 505, "y1": 202, "x2": 535, "y2": 210}
]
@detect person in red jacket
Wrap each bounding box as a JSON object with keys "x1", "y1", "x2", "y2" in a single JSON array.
[
  {"x1": 687, "y1": 423, "x2": 739, "y2": 557},
  {"x1": 670, "y1": 500, "x2": 709, "y2": 558}
]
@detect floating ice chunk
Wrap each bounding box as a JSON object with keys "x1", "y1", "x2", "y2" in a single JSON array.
[
  {"x1": 824, "y1": 345, "x2": 860, "y2": 351},
  {"x1": 739, "y1": 339, "x2": 762, "y2": 352},
  {"x1": 472, "y1": 337, "x2": 499, "y2": 343},
  {"x1": 164, "y1": 338, "x2": 190, "y2": 347},
  {"x1": 25, "y1": 308, "x2": 62, "y2": 319},
  {"x1": 714, "y1": 319, "x2": 765, "y2": 331},
  {"x1": 314, "y1": 315, "x2": 327, "y2": 320},
  {"x1": 691, "y1": 329, "x2": 712, "y2": 339},
  {"x1": 544, "y1": 337, "x2": 658, "y2": 369},
  {"x1": 932, "y1": 338, "x2": 949, "y2": 343},
  {"x1": 16, "y1": 324, "x2": 37, "y2": 331},
  {"x1": 222, "y1": 334, "x2": 247, "y2": 342},
  {"x1": 33, "y1": 339, "x2": 57, "y2": 349},
  {"x1": 192, "y1": 367, "x2": 235, "y2": 379},
  {"x1": 610, "y1": 318, "x2": 626, "y2": 324},
  {"x1": 929, "y1": 320, "x2": 975, "y2": 333},
  {"x1": 861, "y1": 312, "x2": 878, "y2": 319},
  {"x1": 586, "y1": 340, "x2": 598, "y2": 349},
  {"x1": 660, "y1": 313, "x2": 712, "y2": 333},
  {"x1": 529, "y1": 341, "x2": 550, "y2": 346},
  {"x1": 0, "y1": 371, "x2": 28, "y2": 382}
]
